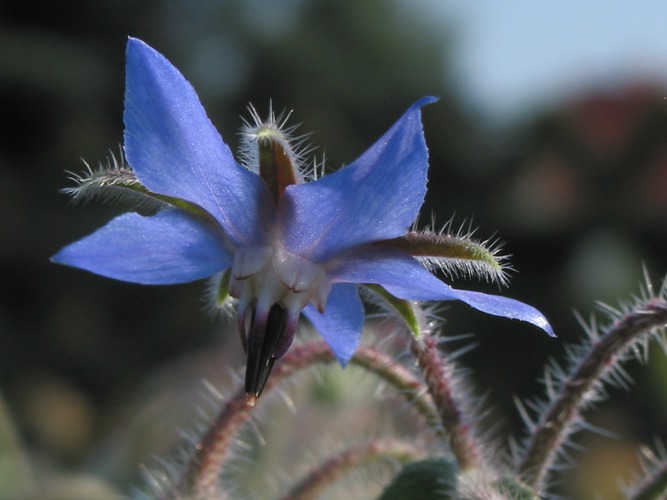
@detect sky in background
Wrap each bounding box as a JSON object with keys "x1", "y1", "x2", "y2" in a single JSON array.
[{"x1": 420, "y1": 1, "x2": 667, "y2": 120}]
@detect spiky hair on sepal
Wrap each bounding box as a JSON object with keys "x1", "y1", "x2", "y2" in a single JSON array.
[
  {"x1": 238, "y1": 103, "x2": 315, "y2": 182},
  {"x1": 62, "y1": 149, "x2": 216, "y2": 222},
  {"x1": 63, "y1": 149, "x2": 168, "y2": 213},
  {"x1": 387, "y1": 219, "x2": 512, "y2": 287}
]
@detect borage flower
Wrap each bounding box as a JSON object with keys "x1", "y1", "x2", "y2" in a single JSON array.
[{"x1": 52, "y1": 38, "x2": 553, "y2": 405}]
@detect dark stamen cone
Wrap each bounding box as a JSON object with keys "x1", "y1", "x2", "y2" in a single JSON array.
[{"x1": 244, "y1": 304, "x2": 288, "y2": 401}]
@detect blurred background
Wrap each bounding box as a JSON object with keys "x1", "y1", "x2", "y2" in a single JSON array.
[{"x1": 2, "y1": 0, "x2": 667, "y2": 498}]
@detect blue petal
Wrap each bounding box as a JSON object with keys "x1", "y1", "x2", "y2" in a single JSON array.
[
  {"x1": 123, "y1": 38, "x2": 274, "y2": 247},
  {"x1": 279, "y1": 97, "x2": 437, "y2": 262},
  {"x1": 331, "y1": 247, "x2": 555, "y2": 336},
  {"x1": 302, "y1": 284, "x2": 364, "y2": 365},
  {"x1": 440, "y1": 289, "x2": 555, "y2": 336},
  {"x1": 51, "y1": 210, "x2": 231, "y2": 285}
]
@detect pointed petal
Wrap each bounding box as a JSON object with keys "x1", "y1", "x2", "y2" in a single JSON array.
[
  {"x1": 302, "y1": 284, "x2": 364, "y2": 365},
  {"x1": 279, "y1": 97, "x2": 437, "y2": 262},
  {"x1": 123, "y1": 38, "x2": 273, "y2": 247},
  {"x1": 441, "y1": 289, "x2": 555, "y2": 336},
  {"x1": 51, "y1": 210, "x2": 231, "y2": 284},
  {"x1": 331, "y1": 247, "x2": 554, "y2": 336}
]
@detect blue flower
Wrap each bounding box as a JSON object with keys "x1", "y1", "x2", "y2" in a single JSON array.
[{"x1": 52, "y1": 38, "x2": 553, "y2": 401}]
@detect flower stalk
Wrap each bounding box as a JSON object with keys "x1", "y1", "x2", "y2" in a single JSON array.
[
  {"x1": 166, "y1": 341, "x2": 442, "y2": 498},
  {"x1": 410, "y1": 334, "x2": 481, "y2": 471},
  {"x1": 279, "y1": 437, "x2": 424, "y2": 500},
  {"x1": 516, "y1": 297, "x2": 667, "y2": 489},
  {"x1": 166, "y1": 342, "x2": 331, "y2": 499}
]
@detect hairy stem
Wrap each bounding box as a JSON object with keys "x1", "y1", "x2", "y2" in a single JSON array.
[
  {"x1": 163, "y1": 387, "x2": 248, "y2": 499},
  {"x1": 280, "y1": 438, "x2": 424, "y2": 500},
  {"x1": 166, "y1": 341, "x2": 438, "y2": 498},
  {"x1": 516, "y1": 298, "x2": 667, "y2": 489},
  {"x1": 410, "y1": 334, "x2": 481, "y2": 471},
  {"x1": 165, "y1": 342, "x2": 332, "y2": 499}
]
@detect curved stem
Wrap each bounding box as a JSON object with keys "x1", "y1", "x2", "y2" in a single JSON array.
[
  {"x1": 516, "y1": 299, "x2": 667, "y2": 489},
  {"x1": 280, "y1": 437, "x2": 424, "y2": 500},
  {"x1": 165, "y1": 342, "x2": 332, "y2": 499},
  {"x1": 165, "y1": 341, "x2": 437, "y2": 498}
]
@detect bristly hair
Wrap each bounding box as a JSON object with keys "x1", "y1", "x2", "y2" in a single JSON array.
[
  {"x1": 238, "y1": 102, "x2": 317, "y2": 182},
  {"x1": 393, "y1": 217, "x2": 513, "y2": 288},
  {"x1": 62, "y1": 148, "x2": 169, "y2": 213},
  {"x1": 514, "y1": 270, "x2": 667, "y2": 494},
  {"x1": 204, "y1": 270, "x2": 238, "y2": 319}
]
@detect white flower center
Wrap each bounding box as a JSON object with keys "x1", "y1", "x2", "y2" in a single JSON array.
[{"x1": 229, "y1": 245, "x2": 331, "y2": 319}]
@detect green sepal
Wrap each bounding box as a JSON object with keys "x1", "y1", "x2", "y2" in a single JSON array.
[
  {"x1": 384, "y1": 231, "x2": 509, "y2": 285},
  {"x1": 378, "y1": 457, "x2": 458, "y2": 500},
  {"x1": 65, "y1": 164, "x2": 228, "y2": 245},
  {"x1": 215, "y1": 268, "x2": 233, "y2": 308},
  {"x1": 365, "y1": 285, "x2": 423, "y2": 339},
  {"x1": 67, "y1": 166, "x2": 210, "y2": 218},
  {"x1": 257, "y1": 132, "x2": 299, "y2": 203}
]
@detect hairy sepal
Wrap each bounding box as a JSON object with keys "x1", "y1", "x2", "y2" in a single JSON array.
[
  {"x1": 385, "y1": 230, "x2": 510, "y2": 286},
  {"x1": 364, "y1": 284, "x2": 424, "y2": 339},
  {"x1": 239, "y1": 104, "x2": 314, "y2": 199},
  {"x1": 64, "y1": 154, "x2": 213, "y2": 221}
]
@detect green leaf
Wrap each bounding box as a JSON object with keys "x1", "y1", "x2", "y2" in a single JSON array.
[{"x1": 378, "y1": 458, "x2": 458, "y2": 500}]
